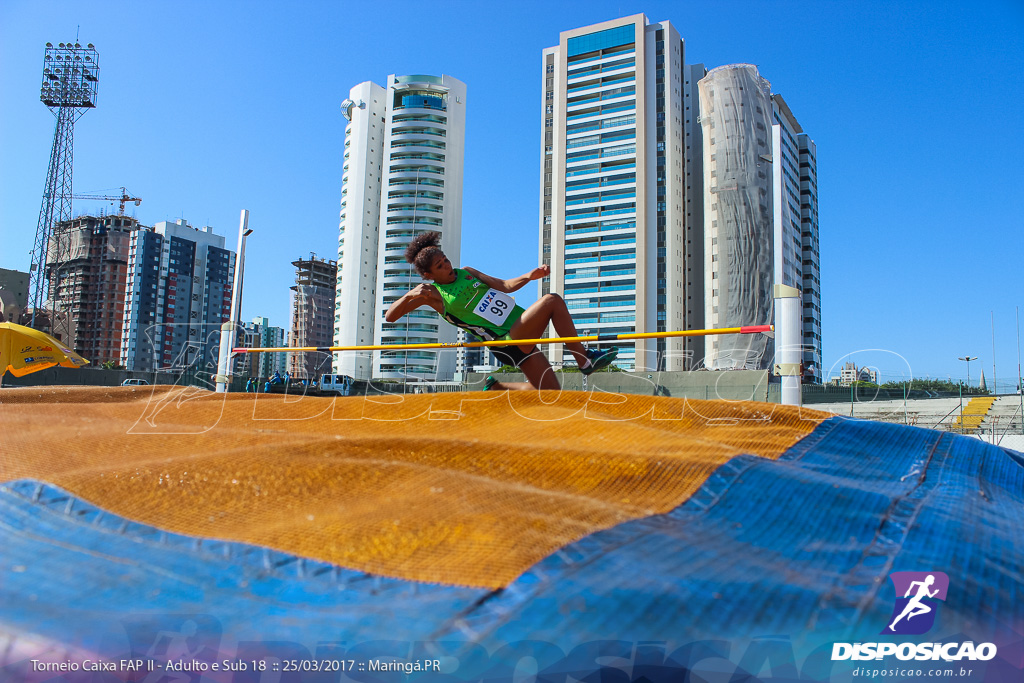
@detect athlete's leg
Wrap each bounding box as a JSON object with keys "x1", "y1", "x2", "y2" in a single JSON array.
[
  {"x1": 486, "y1": 379, "x2": 535, "y2": 391},
  {"x1": 509, "y1": 294, "x2": 588, "y2": 366},
  {"x1": 485, "y1": 376, "x2": 536, "y2": 393},
  {"x1": 520, "y1": 351, "x2": 560, "y2": 390}
]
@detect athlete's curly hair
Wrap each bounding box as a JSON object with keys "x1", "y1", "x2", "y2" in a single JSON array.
[{"x1": 405, "y1": 231, "x2": 444, "y2": 276}]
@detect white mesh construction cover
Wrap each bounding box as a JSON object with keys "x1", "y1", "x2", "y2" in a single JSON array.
[{"x1": 699, "y1": 65, "x2": 774, "y2": 370}]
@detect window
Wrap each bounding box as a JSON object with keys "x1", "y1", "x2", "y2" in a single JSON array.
[{"x1": 567, "y1": 25, "x2": 634, "y2": 57}]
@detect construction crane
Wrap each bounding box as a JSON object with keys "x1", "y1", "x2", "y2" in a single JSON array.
[{"x1": 69, "y1": 186, "x2": 142, "y2": 215}]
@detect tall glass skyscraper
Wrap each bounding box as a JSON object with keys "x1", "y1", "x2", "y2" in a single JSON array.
[
  {"x1": 541, "y1": 15, "x2": 702, "y2": 371},
  {"x1": 334, "y1": 74, "x2": 466, "y2": 381}
]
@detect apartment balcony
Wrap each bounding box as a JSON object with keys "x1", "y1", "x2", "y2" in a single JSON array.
[
  {"x1": 567, "y1": 63, "x2": 637, "y2": 88},
  {"x1": 384, "y1": 216, "x2": 443, "y2": 228},
  {"x1": 566, "y1": 101, "x2": 637, "y2": 124},
  {"x1": 567, "y1": 55, "x2": 636, "y2": 76},
  {"x1": 567, "y1": 89, "x2": 636, "y2": 114},
  {"x1": 389, "y1": 167, "x2": 444, "y2": 181},
  {"x1": 390, "y1": 123, "x2": 447, "y2": 137},
  {"x1": 565, "y1": 176, "x2": 636, "y2": 196},
  {"x1": 564, "y1": 282, "x2": 636, "y2": 298},
  {"x1": 389, "y1": 133, "x2": 446, "y2": 148},
  {"x1": 386, "y1": 204, "x2": 445, "y2": 217},
  {"x1": 382, "y1": 268, "x2": 419, "y2": 283},
  {"x1": 565, "y1": 75, "x2": 637, "y2": 101},
  {"x1": 565, "y1": 206, "x2": 636, "y2": 226},
  {"x1": 564, "y1": 267, "x2": 637, "y2": 283},
  {"x1": 565, "y1": 241, "x2": 637, "y2": 257},
  {"x1": 565, "y1": 145, "x2": 636, "y2": 169}
]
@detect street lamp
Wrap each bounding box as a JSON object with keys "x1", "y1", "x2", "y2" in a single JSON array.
[
  {"x1": 956, "y1": 355, "x2": 978, "y2": 431},
  {"x1": 216, "y1": 210, "x2": 251, "y2": 393},
  {"x1": 958, "y1": 355, "x2": 978, "y2": 392}
]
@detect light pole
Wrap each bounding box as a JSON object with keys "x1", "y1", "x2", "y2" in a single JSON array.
[
  {"x1": 216, "y1": 210, "x2": 252, "y2": 393},
  {"x1": 958, "y1": 355, "x2": 978, "y2": 394},
  {"x1": 956, "y1": 355, "x2": 977, "y2": 431}
]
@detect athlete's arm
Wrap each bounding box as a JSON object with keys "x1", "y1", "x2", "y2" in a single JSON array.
[
  {"x1": 384, "y1": 283, "x2": 443, "y2": 322},
  {"x1": 464, "y1": 264, "x2": 549, "y2": 293}
]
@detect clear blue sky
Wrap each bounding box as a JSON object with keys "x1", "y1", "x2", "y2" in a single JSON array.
[{"x1": 2, "y1": 0, "x2": 1022, "y2": 389}]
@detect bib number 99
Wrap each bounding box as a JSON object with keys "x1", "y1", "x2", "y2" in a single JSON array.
[{"x1": 476, "y1": 289, "x2": 515, "y2": 326}]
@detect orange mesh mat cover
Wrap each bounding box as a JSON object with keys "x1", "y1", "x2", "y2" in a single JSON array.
[{"x1": 1, "y1": 386, "x2": 829, "y2": 588}]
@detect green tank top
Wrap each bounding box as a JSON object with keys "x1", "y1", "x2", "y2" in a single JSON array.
[{"x1": 431, "y1": 269, "x2": 525, "y2": 342}]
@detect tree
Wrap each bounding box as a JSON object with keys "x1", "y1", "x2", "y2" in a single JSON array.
[{"x1": 880, "y1": 378, "x2": 989, "y2": 395}]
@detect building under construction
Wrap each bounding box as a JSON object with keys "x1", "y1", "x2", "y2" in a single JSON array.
[
  {"x1": 289, "y1": 254, "x2": 337, "y2": 380},
  {"x1": 43, "y1": 214, "x2": 141, "y2": 365}
]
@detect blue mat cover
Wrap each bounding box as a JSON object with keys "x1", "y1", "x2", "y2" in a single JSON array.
[{"x1": 1, "y1": 416, "x2": 1022, "y2": 682}]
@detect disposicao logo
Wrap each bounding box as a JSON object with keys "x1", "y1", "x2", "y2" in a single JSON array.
[
  {"x1": 831, "y1": 571, "x2": 997, "y2": 662},
  {"x1": 884, "y1": 571, "x2": 948, "y2": 635}
]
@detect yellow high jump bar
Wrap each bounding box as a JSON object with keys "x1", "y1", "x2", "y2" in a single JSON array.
[{"x1": 232, "y1": 325, "x2": 774, "y2": 354}]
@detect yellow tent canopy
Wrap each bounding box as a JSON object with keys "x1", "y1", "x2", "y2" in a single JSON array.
[{"x1": 0, "y1": 322, "x2": 90, "y2": 377}]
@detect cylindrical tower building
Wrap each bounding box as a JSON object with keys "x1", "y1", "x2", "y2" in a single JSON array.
[
  {"x1": 334, "y1": 74, "x2": 466, "y2": 381},
  {"x1": 374, "y1": 74, "x2": 466, "y2": 381},
  {"x1": 699, "y1": 64, "x2": 775, "y2": 370}
]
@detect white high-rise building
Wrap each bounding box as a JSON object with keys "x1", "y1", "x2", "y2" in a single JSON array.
[
  {"x1": 541, "y1": 15, "x2": 701, "y2": 371},
  {"x1": 334, "y1": 74, "x2": 466, "y2": 380}
]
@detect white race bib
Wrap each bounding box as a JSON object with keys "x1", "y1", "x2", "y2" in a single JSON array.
[{"x1": 474, "y1": 289, "x2": 516, "y2": 326}]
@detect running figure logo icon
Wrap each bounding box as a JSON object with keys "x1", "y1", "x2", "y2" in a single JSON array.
[{"x1": 883, "y1": 571, "x2": 949, "y2": 635}]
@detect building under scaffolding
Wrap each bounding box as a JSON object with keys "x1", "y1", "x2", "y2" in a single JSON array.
[
  {"x1": 698, "y1": 64, "x2": 820, "y2": 378},
  {"x1": 289, "y1": 254, "x2": 337, "y2": 380}
]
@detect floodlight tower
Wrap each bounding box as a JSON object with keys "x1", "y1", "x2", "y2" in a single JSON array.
[{"x1": 28, "y1": 41, "x2": 100, "y2": 330}]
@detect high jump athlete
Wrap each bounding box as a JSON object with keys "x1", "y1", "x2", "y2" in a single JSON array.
[{"x1": 385, "y1": 231, "x2": 617, "y2": 391}]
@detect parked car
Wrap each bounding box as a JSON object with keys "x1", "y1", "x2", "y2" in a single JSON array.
[{"x1": 121, "y1": 378, "x2": 149, "y2": 386}]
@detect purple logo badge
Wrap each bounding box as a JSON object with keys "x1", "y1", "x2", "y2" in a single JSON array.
[{"x1": 883, "y1": 571, "x2": 949, "y2": 635}]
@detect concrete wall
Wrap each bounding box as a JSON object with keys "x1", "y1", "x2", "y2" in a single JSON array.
[
  {"x1": 1, "y1": 367, "x2": 242, "y2": 391},
  {"x1": 467, "y1": 369, "x2": 773, "y2": 401}
]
